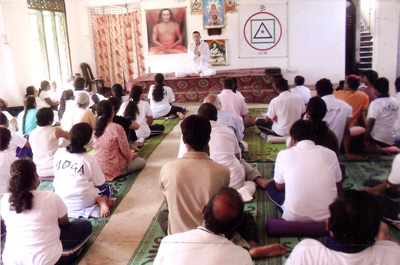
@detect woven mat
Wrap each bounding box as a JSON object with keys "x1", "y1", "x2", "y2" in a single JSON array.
[
  {"x1": 127, "y1": 159, "x2": 399, "y2": 265},
  {"x1": 35, "y1": 117, "x2": 180, "y2": 265}
]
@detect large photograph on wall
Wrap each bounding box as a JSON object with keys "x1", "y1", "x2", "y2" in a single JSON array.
[
  {"x1": 204, "y1": 39, "x2": 228, "y2": 66},
  {"x1": 146, "y1": 7, "x2": 188, "y2": 55},
  {"x1": 203, "y1": 0, "x2": 226, "y2": 29}
]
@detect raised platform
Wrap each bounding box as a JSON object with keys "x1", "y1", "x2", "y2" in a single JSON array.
[{"x1": 127, "y1": 68, "x2": 279, "y2": 103}]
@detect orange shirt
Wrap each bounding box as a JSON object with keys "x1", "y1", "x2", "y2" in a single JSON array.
[{"x1": 334, "y1": 90, "x2": 369, "y2": 127}]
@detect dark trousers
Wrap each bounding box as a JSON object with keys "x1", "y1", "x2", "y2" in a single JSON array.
[
  {"x1": 163, "y1": 105, "x2": 185, "y2": 117},
  {"x1": 265, "y1": 181, "x2": 285, "y2": 213},
  {"x1": 255, "y1": 119, "x2": 281, "y2": 136},
  {"x1": 149, "y1": 124, "x2": 165, "y2": 138},
  {"x1": 55, "y1": 219, "x2": 93, "y2": 265}
]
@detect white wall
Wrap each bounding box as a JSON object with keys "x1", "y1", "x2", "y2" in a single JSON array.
[{"x1": 373, "y1": 0, "x2": 400, "y2": 95}]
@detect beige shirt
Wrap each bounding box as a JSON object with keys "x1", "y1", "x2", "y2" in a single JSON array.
[
  {"x1": 72, "y1": 108, "x2": 96, "y2": 128},
  {"x1": 160, "y1": 151, "x2": 230, "y2": 235}
]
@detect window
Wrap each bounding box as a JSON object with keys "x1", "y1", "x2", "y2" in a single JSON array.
[{"x1": 27, "y1": 0, "x2": 71, "y2": 88}]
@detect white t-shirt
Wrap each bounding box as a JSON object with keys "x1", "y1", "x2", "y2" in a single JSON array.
[
  {"x1": 148, "y1": 85, "x2": 174, "y2": 118},
  {"x1": 2, "y1": 111, "x2": 17, "y2": 132},
  {"x1": 395, "y1": 92, "x2": 400, "y2": 138},
  {"x1": 1, "y1": 190, "x2": 67, "y2": 265},
  {"x1": 60, "y1": 100, "x2": 77, "y2": 131},
  {"x1": 267, "y1": 91, "x2": 305, "y2": 136},
  {"x1": 0, "y1": 150, "x2": 17, "y2": 197},
  {"x1": 178, "y1": 121, "x2": 243, "y2": 189},
  {"x1": 8, "y1": 130, "x2": 27, "y2": 153},
  {"x1": 53, "y1": 148, "x2": 106, "y2": 211},
  {"x1": 367, "y1": 97, "x2": 399, "y2": 145},
  {"x1": 154, "y1": 227, "x2": 252, "y2": 265},
  {"x1": 286, "y1": 239, "x2": 400, "y2": 265},
  {"x1": 39, "y1": 90, "x2": 52, "y2": 107},
  {"x1": 35, "y1": 96, "x2": 49, "y2": 109},
  {"x1": 274, "y1": 140, "x2": 341, "y2": 222},
  {"x1": 322, "y1": 95, "x2": 353, "y2": 146},
  {"x1": 388, "y1": 154, "x2": 400, "y2": 185},
  {"x1": 134, "y1": 100, "x2": 153, "y2": 139},
  {"x1": 218, "y1": 89, "x2": 249, "y2": 133},
  {"x1": 290, "y1": 85, "x2": 312, "y2": 105}
]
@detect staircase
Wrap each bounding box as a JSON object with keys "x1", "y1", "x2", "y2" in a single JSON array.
[{"x1": 358, "y1": 29, "x2": 373, "y2": 72}]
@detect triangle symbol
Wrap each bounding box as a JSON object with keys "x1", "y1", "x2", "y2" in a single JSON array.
[{"x1": 254, "y1": 22, "x2": 272, "y2": 39}]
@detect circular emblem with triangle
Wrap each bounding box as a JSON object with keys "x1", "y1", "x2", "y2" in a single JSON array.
[{"x1": 243, "y1": 12, "x2": 282, "y2": 51}]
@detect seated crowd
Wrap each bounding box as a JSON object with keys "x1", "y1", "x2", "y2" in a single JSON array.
[{"x1": 0, "y1": 71, "x2": 400, "y2": 264}]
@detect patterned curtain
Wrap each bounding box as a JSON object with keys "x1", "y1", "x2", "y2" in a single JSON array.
[{"x1": 93, "y1": 11, "x2": 146, "y2": 88}]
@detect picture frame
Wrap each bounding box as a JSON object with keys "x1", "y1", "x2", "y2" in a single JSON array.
[
  {"x1": 203, "y1": 0, "x2": 226, "y2": 29},
  {"x1": 225, "y1": 0, "x2": 237, "y2": 13},
  {"x1": 190, "y1": 0, "x2": 202, "y2": 15},
  {"x1": 205, "y1": 39, "x2": 228, "y2": 66}
]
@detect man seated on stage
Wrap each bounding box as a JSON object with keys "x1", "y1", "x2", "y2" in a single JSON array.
[
  {"x1": 285, "y1": 189, "x2": 400, "y2": 265},
  {"x1": 256, "y1": 77, "x2": 305, "y2": 137},
  {"x1": 149, "y1": 8, "x2": 187, "y2": 55},
  {"x1": 154, "y1": 188, "x2": 286, "y2": 264},
  {"x1": 175, "y1": 31, "x2": 216, "y2": 77},
  {"x1": 204, "y1": 94, "x2": 243, "y2": 141},
  {"x1": 158, "y1": 115, "x2": 230, "y2": 235},
  {"x1": 266, "y1": 120, "x2": 342, "y2": 222}
]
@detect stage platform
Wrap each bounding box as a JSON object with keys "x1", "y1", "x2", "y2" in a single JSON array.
[{"x1": 127, "y1": 68, "x2": 279, "y2": 103}]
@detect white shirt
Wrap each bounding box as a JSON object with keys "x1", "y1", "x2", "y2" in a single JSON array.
[
  {"x1": 218, "y1": 89, "x2": 249, "y2": 132},
  {"x1": 0, "y1": 150, "x2": 17, "y2": 197},
  {"x1": 388, "y1": 154, "x2": 400, "y2": 185},
  {"x1": 322, "y1": 94, "x2": 353, "y2": 146},
  {"x1": 274, "y1": 140, "x2": 341, "y2": 222},
  {"x1": 60, "y1": 100, "x2": 77, "y2": 131},
  {"x1": 267, "y1": 91, "x2": 305, "y2": 136},
  {"x1": 178, "y1": 121, "x2": 243, "y2": 189},
  {"x1": 148, "y1": 85, "x2": 175, "y2": 118},
  {"x1": 367, "y1": 97, "x2": 399, "y2": 145},
  {"x1": 154, "y1": 227, "x2": 252, "y2": 265},
  {"x1": 188, "y1": 41, "x2": 211, "y2": 72},
  {"x1": 2, "y1": 111, "x2": 17, "y2": 131},
  {"x1": 394, "y1": 92, "x2": 400, "y2": 138},
  {"x1": 134, "y1": 100, "x2": 153, "y2": 139},
  {"x1": 53, "y1": 148, "x2": 106, "y2": 211},
  {"x1": 35, "y1": 96, "x2": 49, "y2": 109},
  {"x1": 39, "y1": 90, "x2": 51, "y2": 107},
  {"x1": 1, "y1": 190, "x2": 67, "y2": 265},
  {"x1": 286, "y1": 239, "x2": 400, "y2": 265},
  {"x1": 30, "y1": 126, "x2": 60, "y2": 176},
  {"x1": 290, "y1": 85, "x2": 312, "y2": 105}
]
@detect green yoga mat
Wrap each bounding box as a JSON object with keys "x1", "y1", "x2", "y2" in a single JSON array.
[
  {"x1": 36, "y1": 117, "x2": 180, "y2": 265},
  {"x1": 243, "y1": 108, "x2": 396, "y2": 162},
  {"x1": 128, "y1": 160, "x2": 399, "y2": 265}
]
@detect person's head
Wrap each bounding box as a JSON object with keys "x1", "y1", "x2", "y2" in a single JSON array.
[
  {"x1": 158, "y1": 8, "x2": 175, "y2": 23},
  {"x1": 108, "y1": 96, "x2": 121, "y2": 113},
  {"x1": 40, "y1": 80, "x2": 50, "y2": 92},
  {"x1": 130, "y1": 85, "x2": 143, "y2": 102},
  {"x1": 154, "y1": 73, "x2": 164, "y2": 84},
  {"x1": 23, "y1": 96, "x2": 36, "y2": 111},
  {"x1": 153, "y1": 74, "x2": 165, "y2": 102},
  {"x1": 0, "y1": 98, "x2": 8, "y2": 111},
  {"x1": 95, "y1": 100, "x2": 114, "y2": 138},
  {"x1": 192, "y1": 31, "x2": 201, "y2": 43},
  {"x1": 203, "y1": 187, "x2": 244, "y2": 235},
  {"x1": 198, "y1": 103, "x2": 218, "y2": 121},
  {"x1": 181, "y1": 114, "x2": 211, "y2": 151},
  {"x1": 58, "y1": 90, "x2": 74, "y2": 120},
  {"x1": 315, "y1": 78, "x2": 334, "y2": 97},
  {"x1": 373, "y1": 77, "x2": 389, "y2": 96},
  {"x1": 274, "y1": 77, "x2": 289, "y2": 92},
  {"x1": 0, "y1": 112, "x2": 8, "y2": 128},
  {"x1": 306, "y1": 97, "x2": 327, "y2": 122},
  {"x1": 36, "y1": 107, "x2": 54, "y2": 126},
  {"x1": 290, "y1": 119, "x2": 316, "y2": 143},
  {"x1": 125, "y1": 85, "x2": 143, "y2": 119},
  {"x1": 67, "y1": 75, "x2": 75, "y2": 84},
  {"x1": 336, "y1": 80, "x2": 345, "y2": 91},
  {"x1": 8, "y1": 158, "x2": 38, "y2": 214},
  {"x1": 211, "y1": 4, "x2": 216, "y2": 9},
  {"x1": 67, "y1": 123, "x2": 93, "y2": 154},
  {"x1": 203, "y1": 94, "x2": 221, "y2": 110},
  {"x1": 395, "y1": 77, "x2": 400, "y2": 93},
  {"x1": 232, "y1": 77, "x2": 238, "y2": 93},
  {"x1": 74, "y1": 73, "x2": 82, "y2": 78},
  {"x1": 364, "y1": 70, "x2": 378, "y2": 86},
  {"x1": 328, "y1": 189, "x2": 381, "y2": 246},
  {"x1": 359, "y1": 72, "x2": 366, "y2": 84},
  {"x1": 345, "y1": 76, "x2": 360, "y2": 91},
  {"x1": 50, "y1": 81, "x2": 57, "y2": 91},
  {"x1": 212, "y1": 42, "x2": 218, "y2": 48},
  {"x1": 294, "y1": 75, "x2": 305, "y2": 86},
  {"x1": 0, "y1": 126, "x2": 11, "y2": 151},
  {"x1": 74, "y1": 77, "x2": 86, "y2": 90},
  {"x1": 76, "y1": 92, "x2": 90, "y2": 108},
  {"x1": 25, "y1": 86, "x2": 36, "y2": 97},
  {"x1": 112, "y1": 84, "x2": 124, "y2": 100},
  {"x1": 223, "y1": 78, "x2": 234, "y2": 91}
]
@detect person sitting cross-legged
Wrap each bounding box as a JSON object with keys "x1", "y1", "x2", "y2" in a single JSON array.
[
  {"x1": 266, "y1": 119, "x2": 342, "y2": 222},
  {"x1": 285, "y1": 189, "x2": 400, "y2": 265},
  {"x1": 154, "y1": 188, "x2": 286, "y2": 265}
]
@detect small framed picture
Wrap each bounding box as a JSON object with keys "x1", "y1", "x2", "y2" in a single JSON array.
[
  {"x1": 203, "y1": 0, "x2": 226, "y2": 29},
  {"x1": 190, "y1": 0, "x2": 202, "y2": 15},
  {"x1": 225, "y1": 0, "x2": 237, "y2": 13},
  {"x1": 205, "y1": 39, "x2": 228, "y2": 66}
]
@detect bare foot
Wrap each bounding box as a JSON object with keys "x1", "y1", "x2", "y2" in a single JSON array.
[
  {"x1": 249, "y1": 244, "x2": 287, "y2": 258},
  {"x1": 345, "y1": 153, "x2": 363, "y2": 160},
  {"x1": 254, "y1": 177, "x2": 274, "y2": 189},
  {"x1": 107, "y1": 198, "x2": 116, "y2": 207},
  {"x1": 177, "y1": 112, "x2": 185, "y2": 120},
  {"x1": 99, "y1": 203, "x2": 110, "y2": 217}
]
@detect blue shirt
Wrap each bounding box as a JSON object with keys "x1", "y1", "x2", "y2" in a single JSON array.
[
  {"x1": 17, "y1": 109, "x2": 38, "y2": 135},
  {"x1": 217, "y1": 110, "x2": 243, "y2": 141}
]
